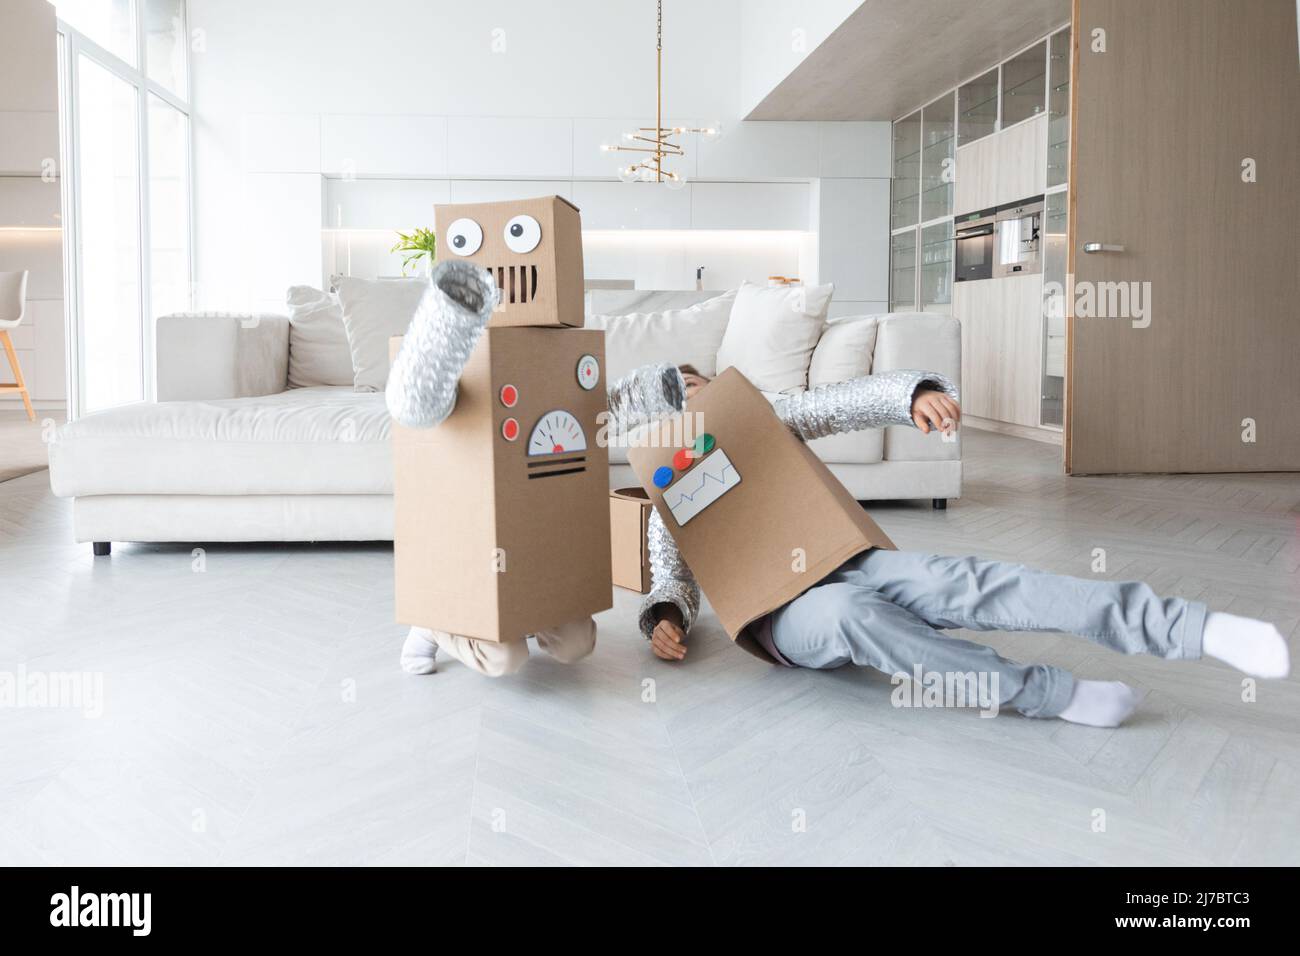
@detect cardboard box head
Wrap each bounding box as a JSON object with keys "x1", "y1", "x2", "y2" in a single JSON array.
[
  {"x1": 393, "y1": 326, "x2": 612, "y2": 642},
  {"x1": 628, "y1": 368, "x2": 895, "y2": 649},
  {"x1": 434, "y1": 195, "x2": 584, "y2": 328}
]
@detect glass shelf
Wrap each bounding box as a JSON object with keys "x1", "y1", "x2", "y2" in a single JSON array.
[
  {"x1": 1001, "y1": 40, "x2": 1047, "y2": 127},
  {"x1": 1046, "y1": 28, "x2": 1071, "y2": 188},
  {"x1": 891, "y1": 110, "x2": 922, "y2": 230},
  {"x1": 958, "y1": 68, "x2": 999, "y2": 145},
  {"x1": 920, "y1": 220, "x2": 953, "y2": 313},
  {"x1": 890, "y1": 229, "x2": 918, "y2": 310}
]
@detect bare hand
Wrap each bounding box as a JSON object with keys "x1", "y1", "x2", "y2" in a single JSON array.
[
  {"x1": 651, "y1": 618, "x2": 688, "y2": 661},
  {"x1": 912, "y1": 389, "x2": 961, "y2": 435}
]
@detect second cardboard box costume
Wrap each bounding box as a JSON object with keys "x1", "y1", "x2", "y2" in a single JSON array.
[
  {"x1": 628, "y1": 367, "x2": 1289, "y2": 726},
  {"x1": 387, "y1": 196, "x2": 611, "y2": 677}
]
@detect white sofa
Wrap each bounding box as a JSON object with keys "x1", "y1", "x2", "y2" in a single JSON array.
[{"x1": 47, "y1": 294, "x2": 961, "y2": 553}]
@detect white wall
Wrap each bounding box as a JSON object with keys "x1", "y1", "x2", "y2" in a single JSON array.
[
  {"x1": 738, "y1": 0, "x2": 863, "y2": 119},
  {"x1": 0, "y1": 0, "x2": 66, "y2": 410},
  {"x1": 189, "y1": 0, "x2": 889, "y2": 314}
]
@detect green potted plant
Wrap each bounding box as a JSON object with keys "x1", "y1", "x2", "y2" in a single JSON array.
[{"x1": 391, "y1": 227, "x2": 437, "y2": 276}]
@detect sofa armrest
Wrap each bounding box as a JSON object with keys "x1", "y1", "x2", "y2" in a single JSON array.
[
  {"x1": 155, "y1": 313, "x2": 290, "y2": 401},
  {"x1": 873, "y1": 312, "x2": 962, "y2": 463}
]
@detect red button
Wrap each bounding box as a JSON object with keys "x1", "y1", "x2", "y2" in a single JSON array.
[
  {"x1": 500, "y1": 384, "x2": 518, "y2": 407},
  {"x1": 501, "y1": 418, "x2": 519, "y2": 441},
  {"x1": 672, "y1": 448, "x2": 695, "y2": 470}
]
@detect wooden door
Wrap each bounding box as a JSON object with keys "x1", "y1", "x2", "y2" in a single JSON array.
[{"x1": 1066, "y1": 0, "x2": 1300, "y2": 473}]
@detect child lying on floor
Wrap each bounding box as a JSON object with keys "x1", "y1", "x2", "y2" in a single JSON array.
[{"x1": 639, "y1": 366, "x2": 1290, "y2": 727}]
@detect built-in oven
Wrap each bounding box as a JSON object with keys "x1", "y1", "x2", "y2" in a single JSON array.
[
  {"x1": 953, "y1": 210, "x2": 995, "y2": 282},
  {"x1": 994, "y1": 198, "x2": 1043, "y2": 278}
]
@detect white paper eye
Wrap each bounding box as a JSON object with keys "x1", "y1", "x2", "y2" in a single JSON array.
[
  {"x1": 503, "y1": 214, "x2": 542, "y2": 254},
  {"x1": 446, "y1": 218, "x2": 483, "y2": 256}
]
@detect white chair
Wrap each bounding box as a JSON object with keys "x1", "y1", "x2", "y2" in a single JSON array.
[{"x1": 0, "y1": 270, "x2": 35, "y2": 422}]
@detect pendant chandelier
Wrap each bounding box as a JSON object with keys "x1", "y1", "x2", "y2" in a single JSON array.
[{"x1": 600, "y1": 0, "x2": 721, "y2": 185}]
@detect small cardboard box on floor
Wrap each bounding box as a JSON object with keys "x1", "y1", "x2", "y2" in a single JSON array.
[
  {"x1": 391, "y1": 194, "x2": 610, "y2": 644},
  {"x1": 627, "y1": 368, "x2": 894, "y2": 656},
  {"x1": 609, "y1": 487, "x2": 653, "y2": 593}
]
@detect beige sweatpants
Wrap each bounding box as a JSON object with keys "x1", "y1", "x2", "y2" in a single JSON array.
[{"x1": 430, "y1": 617, "x2": 597, "y2": 677}]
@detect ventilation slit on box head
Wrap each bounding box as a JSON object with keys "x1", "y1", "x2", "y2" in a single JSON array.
[
  {"x1": 527, "y1": 466, "x2": 587, "y2": 479},
  {"x1": 530, "y1": 265, "x2": 537, "y2": 300}
]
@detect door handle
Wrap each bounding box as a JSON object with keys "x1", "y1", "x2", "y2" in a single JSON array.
[{"x1": 1083, "y1": 242, "x2": 1126, "y2": 253}]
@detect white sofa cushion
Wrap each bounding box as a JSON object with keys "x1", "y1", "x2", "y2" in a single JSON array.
[
  {"x1": 874, "y1": 313, "x2": 963, "y2": 463},
  {"x1": 586, "y1": 290, "x2": 735, "y2": 381},
  {"x1": 714, "y1": 281, "x2": 833, "y2": 393},
  {"x1": 335, "y1": 276, "x2": 429, "y2": 392},
  {"x1": 808, "y1": 315, "x2": 879, "y2": 387},
  {"x1": 49, "y1": 387, "x2": 392, "y2": 497},
  {"x1": 286, "y1": 286, "x2": 355, "y2": 388}
]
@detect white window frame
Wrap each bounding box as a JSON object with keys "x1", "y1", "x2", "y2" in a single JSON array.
[{"x1": 55, "y1": 0, "x2": 194, "y2": 418}]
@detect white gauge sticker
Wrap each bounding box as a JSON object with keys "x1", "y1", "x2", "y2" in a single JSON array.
[
  {"x1": 664, "y1": 449, "x2": 741, "y2": 525},
  {"x1": 527, "y1": 410, "x2": 588, "y2": 456},
  {"x1": 576, "y1": 354, "x2": 600, "y2": 390}
]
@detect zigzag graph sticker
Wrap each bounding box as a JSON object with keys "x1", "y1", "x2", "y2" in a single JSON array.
[{"x1": 663, "y1": 449, "x2": 741, "y2": 526}]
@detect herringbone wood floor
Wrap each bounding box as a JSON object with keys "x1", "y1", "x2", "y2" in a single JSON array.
[{"x1": 1, "y1": 429, "x2": 1297, "y2": 865}]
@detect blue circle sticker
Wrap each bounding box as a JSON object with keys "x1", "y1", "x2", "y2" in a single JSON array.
[{"x1": 652, "y1": 466, "x2": 674, "y2": 489}]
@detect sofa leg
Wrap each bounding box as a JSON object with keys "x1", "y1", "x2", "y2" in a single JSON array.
[
  {"x1": 931, "y1": 498, "x2": 947, "y2": 511},
  {"x1": 92, "y1": 541, "x2": 111, "y2": 557}
]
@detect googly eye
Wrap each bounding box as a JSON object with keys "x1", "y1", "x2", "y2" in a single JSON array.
[
  {"x1": 446, "y1": 218, "x2": 483, "y2": 256},
  {"x1": 503, "y1": 214, "x2": 542, "y2": 254}
]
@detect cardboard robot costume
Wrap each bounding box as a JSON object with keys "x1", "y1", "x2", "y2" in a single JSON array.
[
  {"x1": 628, "y1": 366, "x2": 952, "y2": 660},
  {"x1": 388, "y1": 196, "x2": 611, "y2": 677}
]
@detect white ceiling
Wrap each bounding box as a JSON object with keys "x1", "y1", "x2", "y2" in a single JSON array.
[{"x1": 745, "y1": 0, "x2": 1072, "y2": 121}]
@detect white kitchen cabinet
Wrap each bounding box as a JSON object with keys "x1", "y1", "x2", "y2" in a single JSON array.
[
  {"x1": 324, "y1": 178, "x2": 451, "y2": 229},
  {"x1": 954, "y1": 273, "x2": 1042, "y2": 427},
  {"x1": 571, "y1": 180, "x2": 691, "y2": 230},
  {"x1": 320, "y1": 114, "x2": 449, "y2": 178},
  {"x1": 953, "y1": 135, "x2": 996, "y2": 215},
  {"x1": 446, "y1": 117, "x2": 573, "y2": 179},
  {"x1": 690, "y1": 182, "x2": 810, "y2": 231},
  {"x1": 955, "y1": 114, "x2": 1046, "y2": 215},
  {"x1": 995, "y1": 114, "x2": 1047, "y2": 205}
]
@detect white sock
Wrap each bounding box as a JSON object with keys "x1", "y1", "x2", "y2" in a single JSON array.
[
  {"x1": 400, "y1": 626, "x2": 439, "y2": 675},
  {"x1": 1202, "y1": 612, "x2": 1290, "y2": 678},
  {"x1": 1058, "y1": 680, "x2": 1140, "y2": 727}
]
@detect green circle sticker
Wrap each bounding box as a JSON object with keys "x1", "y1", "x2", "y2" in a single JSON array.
[{"x1": 693, "y1": 433, "x2": 715, "y2": 455}]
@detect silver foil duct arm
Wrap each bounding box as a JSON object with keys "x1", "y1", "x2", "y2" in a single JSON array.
[
  {"x1": 385, "y1": 261, "x2": 499, "y2": 429},
  {"x1": 637, "y1": 507, "x2": 702, "y2": 641},
  {"x1": 605, "y1": 363, "x2": 687, "y2": 433},
  {"x1": 773, "y1": 370, "x2": 959, "y2": 442},
  {"x1": 604, "y1": 363, "x2": 698, "y2": 640}
]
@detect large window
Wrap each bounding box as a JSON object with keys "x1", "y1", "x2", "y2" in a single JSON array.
[{"x1": 55, "y1": 0, "x2": 192, "y2": 416}]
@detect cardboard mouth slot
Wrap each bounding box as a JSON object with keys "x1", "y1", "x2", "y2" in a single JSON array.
[
  {"x1": 527, "y1": 466, "x2": 586, "y2": 479},
  {"x1": 527, "y1": 455, "x2": 587, "y2": 468},
  {"x1": 490, "y1": 264, "x2": 540, "y2": 305}
]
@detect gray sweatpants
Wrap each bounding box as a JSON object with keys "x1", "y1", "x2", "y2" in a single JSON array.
[{"x1": 769, "y1": 549, "x2": 1207, "y2": 718}]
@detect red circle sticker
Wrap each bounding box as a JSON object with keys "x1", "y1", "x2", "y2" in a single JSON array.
[
  {"x1": 500, "y1": 384, "x2": 518, "y2": 407},
  {"x1": 501, "y1": 417, "x2": 519, "y2": 441},
  {"x1": 672, "y1": 448, "x2": 695, "y2": 471}
]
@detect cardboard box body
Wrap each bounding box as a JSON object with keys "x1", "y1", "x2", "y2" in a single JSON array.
[
  {"x1": 393, "y1": 326, "x2": 612, "y2": 642},
  {"x1": 628, "y1": 368, "x2": 895, "y2": 652},
  {"x1": 434, "y1": 195, "x2": 584, "y2": 329},
  {"x1": 609, "y1": 487, "x2": 653, "y2": 593}
]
